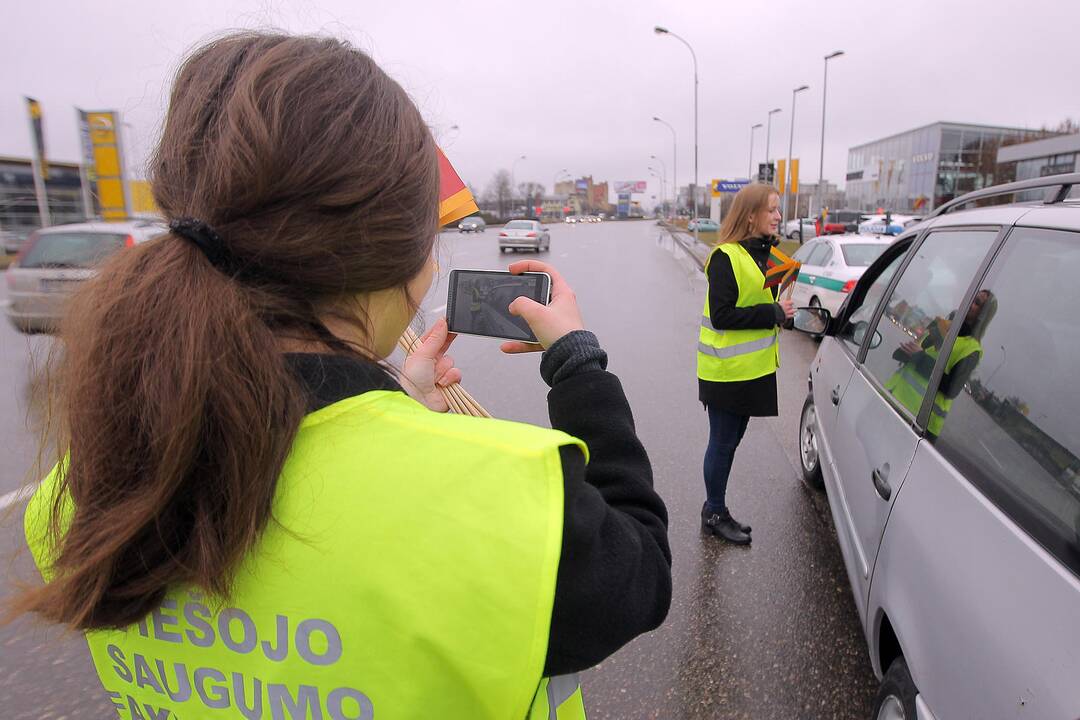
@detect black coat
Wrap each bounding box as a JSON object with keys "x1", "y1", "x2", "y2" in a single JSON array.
[{"x1": 698, "y1": 236, "x2": 785, "y2": 416}]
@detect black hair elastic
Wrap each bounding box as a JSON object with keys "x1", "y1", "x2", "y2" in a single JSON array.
[{"x1": 169, "y1": 218, "x2": 235, "y2": 273}]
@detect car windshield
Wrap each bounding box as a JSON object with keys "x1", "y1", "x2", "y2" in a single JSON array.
[
  {"x1": 505, "y1": 221, "x2": 535, "y2": 230},
  {"x1": 18, "y1": 231, "x2": 127, "y2": 269},
  {"x1": 841, "y1": 243, "x2": 888, "y2": 267}
]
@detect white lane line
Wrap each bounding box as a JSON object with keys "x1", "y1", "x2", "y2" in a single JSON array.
[{"x1": 0, "y1": 485, "x2": 35, "y2": 511}]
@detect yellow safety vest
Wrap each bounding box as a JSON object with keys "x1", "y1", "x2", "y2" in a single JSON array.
[
  {"x1": 697, "y1": 243, "x2": 780, "y2": 383},
  {"x1": 885, "y1": 335, "x2": 982, "y2": 435},
  {"x1": 25, "y1": 390, "x2": 589, "y2": 720}
]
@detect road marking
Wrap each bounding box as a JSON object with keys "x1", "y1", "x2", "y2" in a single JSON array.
[{"x1": 0, "y1": 485, "x2": 35, "y2": 511}]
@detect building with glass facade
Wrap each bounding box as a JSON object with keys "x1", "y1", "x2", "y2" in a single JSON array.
[
  {"x1": 0, "y1": 156, "x2": 87, "y2": 241},
  {"x1": 996, "y1": 133, "x2": 1080, "y2": 183},
  {"x1": 845, "y1": 122, "x2": 1050, "y2": 213}
]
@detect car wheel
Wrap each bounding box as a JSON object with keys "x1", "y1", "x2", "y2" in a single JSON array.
[
  {"x1": 874, "y1": 657, "x2": 918, "y2": 720},
  {"x1": 799, "y1": 393, "x2": 824, "y2": 490}
]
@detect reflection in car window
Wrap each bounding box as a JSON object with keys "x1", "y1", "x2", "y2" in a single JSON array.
[
  {"x1": 839, "y1": 251, "x2": 904, "y2": 355},
  {"x1": 863, "y1": 230, "x2": 997, "y2": 419},
  {"x1": 841, "y1": 243, "x2": 888, "y2": 267},
  {"x1": 933, "y1": 228, "x2": 1080, "y2": 577}
]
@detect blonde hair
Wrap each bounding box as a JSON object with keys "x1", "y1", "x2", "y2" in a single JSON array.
[{"x1": 717, "y1": 183, "x2": 779, "y2": 245}]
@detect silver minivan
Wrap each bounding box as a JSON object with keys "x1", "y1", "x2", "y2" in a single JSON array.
[{"x1": 793, "y1": 174, "x2": 1080, "y2": 719}]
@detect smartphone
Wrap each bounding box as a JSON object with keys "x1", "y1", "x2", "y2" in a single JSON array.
[{"x1": 446, "y1": 270, "x2": 552, "y2": 342}]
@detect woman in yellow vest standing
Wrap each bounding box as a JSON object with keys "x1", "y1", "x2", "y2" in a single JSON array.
[
  {"x1": 697, "y1": 184, "x2": 794, "y2": 544},
  {"x1": 7, "y1": 33, "x2": 671, "y2": 719}
]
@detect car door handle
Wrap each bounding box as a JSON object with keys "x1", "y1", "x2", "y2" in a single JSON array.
[
  {"x1": 830, "y1": 386, "x2": 840, "y2": 405},
  {"x1": 872, "y1": 463, "x2": 892, "y2": 501}
]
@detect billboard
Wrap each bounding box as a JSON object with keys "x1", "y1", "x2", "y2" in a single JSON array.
[
  {"x1": 613, "y1": 180, "x2": 647, "y2": 194},
  {"x1": 79, "y1": 110, "x2": 128, "y2": 220},
  {"x1": 711, "y1": 179, "x2": 749, "y2": 195},
  {"x1": 575, "y1": 179, "x2": 588, "y2": 191},
  {"x1": 617, "y1": 192, "x2": 631, "y2": 218}
]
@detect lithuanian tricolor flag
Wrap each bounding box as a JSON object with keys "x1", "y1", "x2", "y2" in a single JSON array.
[
  {"x1": 438, "y1": 147, "x2": 479, "y2": 227},
  {"x1": 763, "y1": 244, "x2": 800, "y2": 290}
]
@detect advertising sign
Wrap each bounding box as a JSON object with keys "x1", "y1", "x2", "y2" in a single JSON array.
[
  {"x1": 614, "y1": 180, "x2": 647, "y2": 194},
  {"x1": 575, "y1": 179, "x2": 588, "y2": 191},
  {"x1": 711, "y1": 179, "x2": 749, "y2": 195},
  {"x1": 83, "y1": 110, "x2": 128, "y2": 220}
]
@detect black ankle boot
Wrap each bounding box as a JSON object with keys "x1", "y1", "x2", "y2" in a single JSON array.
[
  {"x1": 728, "y1": 512, "x2": 752, "y2": 535},
  {"x1": 701, "y1": 505, "x2": 751, "y2": 534},
  {"x1": 702, "y1": 511, "x2": 752, "y2": 545}
]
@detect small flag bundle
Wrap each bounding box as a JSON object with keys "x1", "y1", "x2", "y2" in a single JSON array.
[
  {"x1": 397, "y1": 326, "x2": 492, "y2": 417},
  {"x1": 438, "y1": 147, "x2": 479, "y2": 228},
  {"x1": 764, "y1": 244, "x2": 800, "y2": 292}
]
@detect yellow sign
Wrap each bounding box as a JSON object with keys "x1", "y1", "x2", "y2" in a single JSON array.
[
  {"x1": 710, "y1": 178, "x2": 722, "y2": 198},
  {"x1": 776, "y1": 159, "x2": 787, "y2": 194},
  {"x1": 130, "y1": 180, "x2": 159, "y2": 214},
  {"x1": 84, "y1": 111, "x2": 127, "y2": 220},
  {"x1": 790, "y1": 158, "x2": 800, "y2": 195}
]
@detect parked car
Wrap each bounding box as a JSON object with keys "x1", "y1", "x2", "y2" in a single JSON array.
[
  {"x1": 498, "y1": 219, "x2": 550, "y2": 253},
  {"x1": 457, "y1": 215, "x2": 486, "y2": 233},
  {"x1": 857, "y1": 213, "x2": 916, "y2": 236},
  {"x1": 4, "y1": 219, "x2": 166, "y2": 334},
  {"x1": 816, "y1": 209, "x2": 865, "y2": 235},
  {"x1": 783, "y1": 217, "x2": 818, "y2": 242},
  {"x1": 789, "y1": 233, "x2": 892, "y2": 317},
  {"x1": 564, "y1": 215, "x2": 579, "y2": 224},
  {"x1": 792, "y1": 172, "x2": 1080, "y2": 719},
  {"x1": 2, "y1": 228, "x2": 25, "y2": 255},
  {"x1": 687, "y1": 217, "x2": 720, "y2": 232}
]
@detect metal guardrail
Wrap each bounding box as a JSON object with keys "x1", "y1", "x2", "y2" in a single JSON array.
[{"x1": 928, "y1": 172, "x2": 1079, "y2": 218}]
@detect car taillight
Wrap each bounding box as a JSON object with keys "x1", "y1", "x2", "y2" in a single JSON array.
[
  {"x1": 499, "y1": 232, "x2": 508, "y2": 237},
  {"x1": 125, "y1": 234, "x2": 136, "y2": 248},
  {"x1": 841, "y1": 280, "x2": 857, "y2": 293},
  {"x1": 526, "y1": 232, "x2": 537, "y2": 237}
]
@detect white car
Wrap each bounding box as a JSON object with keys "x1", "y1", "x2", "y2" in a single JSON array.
[
  {"x1": 783, "y1": 217, "x2": 818, "y2": 241},
  {"x1": 789, "y1": 233, "x2": 893, "y2": 316},
  {"x1": 498, "y1": 220, "x2": 550, "y2": 253},
  {"x1": 857, "y1": 214, "x2": 916, "y2": 236}
]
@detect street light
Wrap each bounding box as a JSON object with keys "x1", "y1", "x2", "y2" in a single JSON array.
[
  {"x1": 648, "y1": 168, "x2": 665, "y2": 218},
  {"x1": 817, "y1": 51, "x2": 845, "y2": 220},
  {"x1": 748, "y1": 123, "x2": 763, "y2": 181},
  {"x1": 784, "y1": 85, "x2": 810, "y2": 223},
  {"x1": 652, "y1": 116, "x2": 677, "y2": 217},
  {"x1": 654, "y1": 25, "x2": 699, "y2": 234},
  {"x1": 765, "y1": 108, "x2": 782, "y2": 180},
  {"x1": 553, "y1": 168, "x2": 570, "y2": 193},
  {"x1": 650, "y1": 154, "x2": 669, "y2": 218}
]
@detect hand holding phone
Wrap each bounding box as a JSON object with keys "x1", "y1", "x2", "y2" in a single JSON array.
[
  {"x1": 447, "y1": 269, "x2": 552, "y2": 342},
  {"x1": 500, "y1": 260, "x2": 585, "y2": 354}
]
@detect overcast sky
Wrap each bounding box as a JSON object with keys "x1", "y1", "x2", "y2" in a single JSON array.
[{"x1": 4, "y1": 0, "x2": 1078, "y2": 203}]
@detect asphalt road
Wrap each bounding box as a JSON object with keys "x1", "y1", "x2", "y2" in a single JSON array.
[{"x1": 0, "y1": 219, "x2": 877, "y2": 718}]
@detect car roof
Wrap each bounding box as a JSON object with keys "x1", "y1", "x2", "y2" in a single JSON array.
[
  {"x1": 815, "y1": 233, "x2": 894, "y2": 245},
  {"x1": 36, "y1": 219, "x2": 166, "y2": 235}
]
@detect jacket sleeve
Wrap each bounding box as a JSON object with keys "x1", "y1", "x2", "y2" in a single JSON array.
[
  {"x1": 539, "y1": 333, "x2": 672, "y2": 676},
  {"x1": 708, "y1": 251, "x2": 782, "y2": 331}
]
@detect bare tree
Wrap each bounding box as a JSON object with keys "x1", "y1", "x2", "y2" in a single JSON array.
[
  {"x1": 518, "y1": 182, "x2": 544, "y2": 217},
  {"x1": 486, "y1": 170, "x2": 512, "y2": 218}
]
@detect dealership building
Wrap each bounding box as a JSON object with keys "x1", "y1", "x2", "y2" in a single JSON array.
[{"x1": 845, "y1": 122, "x2": 1051, "y2": 213}]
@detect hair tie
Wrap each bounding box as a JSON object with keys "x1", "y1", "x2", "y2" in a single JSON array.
[{"x1": 169, "y1": 218, "x2": 234, "y2": 273}]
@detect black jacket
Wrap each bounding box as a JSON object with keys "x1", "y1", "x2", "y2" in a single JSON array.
[
  {"x1": 698, "y1": 236, "x2": 786, "y2": 416},
  {"x1": 285, "y1": 331, "x2": 671, "y2": 677}
]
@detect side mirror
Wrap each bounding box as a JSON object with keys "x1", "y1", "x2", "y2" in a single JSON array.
[
  {"x1": 850, "y1": 320, "x2": 883, "y2": 349},
  {"x1": 793, "y1": 307, "x2": 831, "y2": 335}
]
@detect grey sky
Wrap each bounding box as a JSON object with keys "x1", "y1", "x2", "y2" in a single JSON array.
[{"x1": 3, "y1": 0, "x2": 1078, "y2": 204}]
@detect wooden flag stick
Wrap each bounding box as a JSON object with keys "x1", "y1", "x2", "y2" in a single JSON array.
[{"x1": 397, "y1": 326, "x2": 492, "y2": 417}]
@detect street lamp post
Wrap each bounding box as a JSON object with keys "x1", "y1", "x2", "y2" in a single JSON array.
[
  {"x1": 650, "y1": 155, "x2": 668, "y2": 218},
  {"x1": 749, "y1": 123, "x2": 763, "y2": 181},
  {"x1": 654, "y1": 25, "x2": 699, "y2": 239},
  {"x1": 817, "y1": 51, "x2": 845, "y2": 221},
  {"x1": 765, "y1": 108, "x2": 782, "y2": 183},
  {"x1": 784, "y1": 86, "x2": 809, "y2": 223},
  {"x1": 652, "y1": 116, "x2": 677, "y2": 218}
]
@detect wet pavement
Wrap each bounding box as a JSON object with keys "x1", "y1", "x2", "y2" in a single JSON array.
[{"x1": 0, "y1": 219, "x2": 877, "y2": 718}]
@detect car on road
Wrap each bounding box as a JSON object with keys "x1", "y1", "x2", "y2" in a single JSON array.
[
  {"x1": 498, "y1": 219, "x2": 550, "y2": 253},
  {"x1": 792, "y1": 172, "x2": 1080, "y2": 720},
  {"x1": 686, "y1": 218, "x2": 719, "y2": 232},
  {"x1": 783, "y1": 217, "x2": 817, "y2": 242},
  {"x1": 4, "y1": 219, "x2": 165, "y2": 333},
  {"x1": 564, "y1": 215, "x2": 580, "y2": 224},
  {"x1": 457, "y1": 215, "x2": 486, "y2": 233},
  {"x1": 789, "y1": 233, "x2": 892, "y2": 317},
  {"x1": 2, "y1": 229, "x2": 24, "y2": 255},
  {"x1": 816, "y1": 209, "x2": 865, "y2": 235}
]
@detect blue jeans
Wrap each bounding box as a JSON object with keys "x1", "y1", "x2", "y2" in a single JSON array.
[{"x1": 703, "y1": 405, "x2": 750, "y2": 515}]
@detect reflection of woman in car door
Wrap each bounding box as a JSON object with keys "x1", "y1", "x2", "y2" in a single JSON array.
[{"x1": 886, "y1": 289, "x2": 997, "y2": 435}]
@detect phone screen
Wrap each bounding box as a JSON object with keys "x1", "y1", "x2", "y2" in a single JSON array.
[{"x1": 447, "y1": 270, "x2": 551, "y2": 342}]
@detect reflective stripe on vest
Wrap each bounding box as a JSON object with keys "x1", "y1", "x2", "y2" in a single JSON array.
[
  {"x1": 885, "y1": 335, "x2": 982, "y2": 434},
  {"x1": 25, "y1": 390, "x2": 589, "y2": 720},
  {"x1": 697, "y1": 243, "x2": 780, "y2": 382},
  {"x1": 529, "y1": 674, "x2": 588, "y2": 720}
]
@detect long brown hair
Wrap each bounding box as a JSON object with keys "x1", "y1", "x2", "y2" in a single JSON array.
[
  {"x1": 716, "y1": 183, "x2": 779, "y2": 245},
  {"x1": 8, "y1": 32, "x2": 438, "y2": 631}
]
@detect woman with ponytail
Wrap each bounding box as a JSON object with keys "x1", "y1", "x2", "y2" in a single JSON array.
[{"x1": 8, "y1": 32, "x2": 670, "y2": 719}]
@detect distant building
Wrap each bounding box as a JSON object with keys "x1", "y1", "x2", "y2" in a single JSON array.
[
  {"x1": 845, "y1": 122, "x2": 1055, "y2": 213},
  {"x1": 0, "y1": 156, "x2": 88, "y2": 238},
  {"x1": 794, "y1": 180, "x2": 845, "y2": 217},
  {"x1": 554, "y1": 176, "x2": 611, "y2": 215},
  {"x1": 677, "y1": 185, "x2": 709, "y2": 216},
  {"x1": 996, "y1": 133, "x2": 1080, "y2": 196}
]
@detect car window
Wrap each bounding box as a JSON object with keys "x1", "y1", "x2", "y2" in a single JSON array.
[
  {"x1": 839, "y1": 251, "x2": 905, "y2": 355},
  {"x1": 931, "y1": 228, "x2": 1080, "y2": 577},
  {"x1": 841, "y1": 243, "x2": 888, "y2": 267},
  {"x1": 793, "y1": 241, "x2": 817, "y2": 263},
  {"x1": 861, "y1": 229, "x2": 998, "y2": 419},
  {"x1": 806, "y1": 243, "x2": 831, "y2": 266},
  {"x1": 505, "y1": 221, "x2": 534, "y2": 230},
  {"x1": 18, "y1": 231, "x2": 127, "y2": 268}
]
